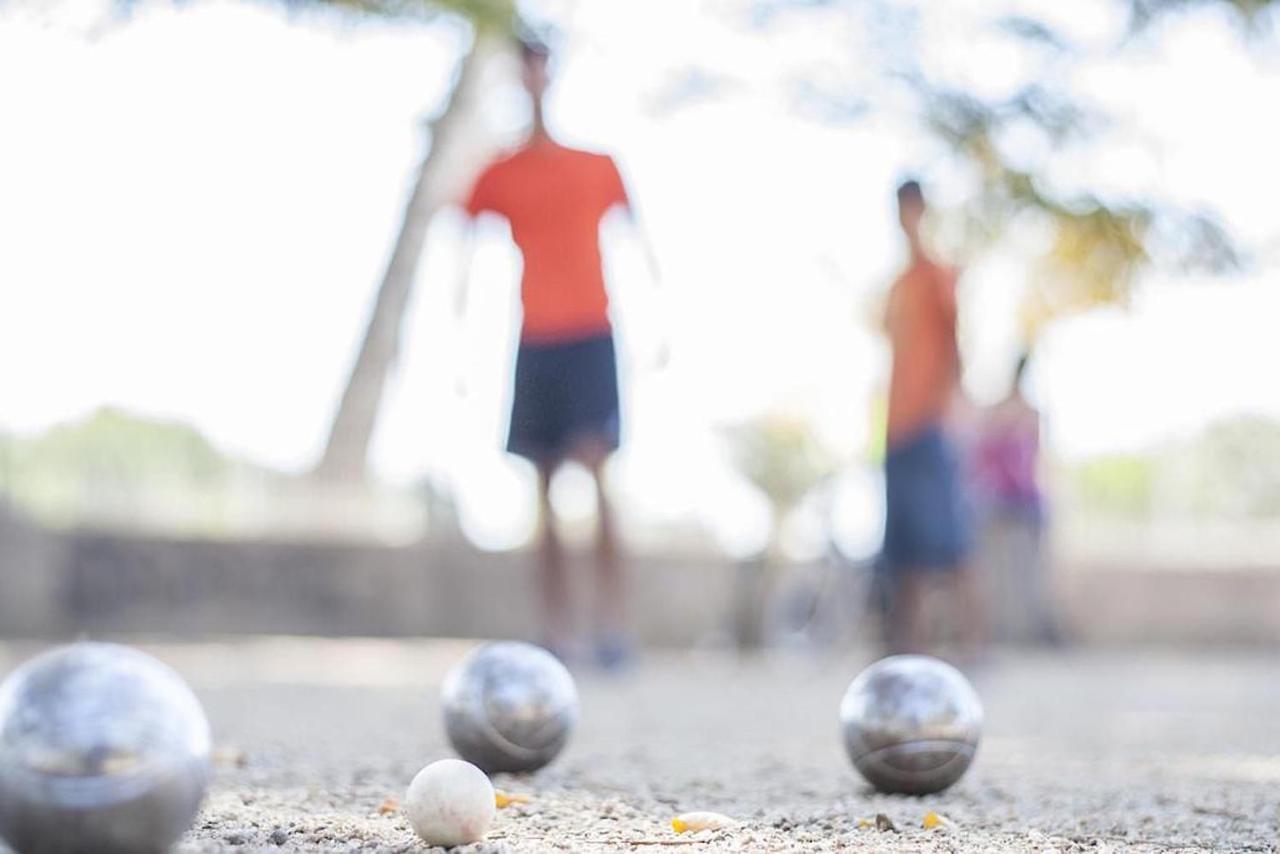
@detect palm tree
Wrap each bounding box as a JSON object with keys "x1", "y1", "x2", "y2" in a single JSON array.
[
  {"x1": 313, "y1": 31, "x2": 504, "y2": 482},
  {"x1": 40, "y1": 0, "x2": 519, "y2": 483},
  {"x1": 306, "y1": 0, "x2": 516, "y2": 482}
]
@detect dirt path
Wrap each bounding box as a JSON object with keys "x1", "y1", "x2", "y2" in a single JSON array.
[{"x1": 1, "y1": 639, "x2": 1277, "y2": 852}]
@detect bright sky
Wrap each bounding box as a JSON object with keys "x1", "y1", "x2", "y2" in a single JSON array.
[{"x1": 2, "y1": 0, "x2": 1278, "y2": 551}]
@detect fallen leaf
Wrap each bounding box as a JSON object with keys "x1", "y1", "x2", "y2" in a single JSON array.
[
  {"x1": 376, "y1": 797, "x2": 399, "y2": 816},
  {"x1": 856, "y1": 817, "x2": 874, "y2": 830},
  {"x1": 211, "y1": 746, "x2": 247, "y2": 769},
  {"x1": 495, "y1": 790, "x2": 533, "y2": 809},
  {"x1": 923, "y1": 811, "x2": 954, "y2": 831},
  {"x1": 671, "y1": 812, "x2": 738, "y2": 834}
]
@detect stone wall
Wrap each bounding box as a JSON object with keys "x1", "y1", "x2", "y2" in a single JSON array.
[
  {"x1": 2, "y1": 506, "x2": 1279, "y2": 645},
  {"x1": 0, "y1": 507, "x2": 736, "y2": 644}
]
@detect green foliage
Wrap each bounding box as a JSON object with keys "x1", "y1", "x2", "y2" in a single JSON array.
[
  {"x1": 0, "y1": 412, "x2": 426, "y2": 538},
  {"x1": 3, "y1": 407, "x2": 232, "y2": 486},
  {"x1": 1066, "y1": 414, "x2": 1280, "y2": 520},
  {"x1": 278, "y1": 0, "x2": 515, "y2": 32},
  {"x1": 915, "y1": 82, "x2": 1238, "y2": 339},
  {"x1": 1069, "y1": 454, "x2": 1158, "y2": 518},
  {"x1": 0, "y1": 408, "x2": 252, "y2": 528},
  {"x1": 1185, "y1": 415, "x2": 1280, "y2": 517},
  {"x1": 1127, "y1": 0, "x2": 1277, "y2": 33},
  {"x1": 99, "y1": 0, "x2": 518, "y2": 33},
  {"x1": 745, "y1": 0, "x2": 1272, "y2": 341},
  {"x1": 724, "y1": 413, "x2": 837, "y2": 516}
]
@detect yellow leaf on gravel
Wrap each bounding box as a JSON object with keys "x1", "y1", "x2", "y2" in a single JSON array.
[
  {"x1": 376, "y1": 797, "x2": 399, "y2": 816},
  {"x1": 211, "y1": 746, "x2": 247, "y2": 769},
  {"x1": 672, "y1": 812, "x2": 737, "y2": 834},
  {"x1": 923, "y1": 811, "x2": 954, "y2": 830},
  {"x1": 495, "y1": 790, "x2": 532, "y2": 809}
]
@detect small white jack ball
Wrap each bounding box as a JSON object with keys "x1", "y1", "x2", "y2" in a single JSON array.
[{"x1": 404, "y1": 759, "x2": 495, "y2": 847}]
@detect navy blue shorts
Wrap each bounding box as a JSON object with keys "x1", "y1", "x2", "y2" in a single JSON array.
[
  {"x1": 881, "y1": 425, "x2": 972, "y2": 575},
  {"x1": 507, "y1": 332, "x2": 621, "y2": 464}
]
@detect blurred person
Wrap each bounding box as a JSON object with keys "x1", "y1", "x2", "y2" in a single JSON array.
[
  {"x1": 971, "y1": 353, "x2": 1062, "y2": 645},
  {"x1": 456, "y1": 35, "x2": 658, "y2": 668},
  {"x1": 878, "y1": 179, "x2": 984, "y2": 658}
]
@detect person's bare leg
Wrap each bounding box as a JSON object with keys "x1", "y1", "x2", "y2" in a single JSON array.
[
  {"x1": 572, "y1": 439, "x2": 624, "y2": 635},
  {"x1": 953, "y1": 564, "x2": 987, "y2": 662},
  {"x1": 1025, "y1": 524, "x2": 1064, "y2": 645},
  {"x1": 569, "y1": 437, "x2": 631, "y2": 668},
  {"x1": 535, "y1": 462, "x2": 572, "y2": 653},
  {"x1": 888, "y1": 571, "x2": 929, "y2": 654}
]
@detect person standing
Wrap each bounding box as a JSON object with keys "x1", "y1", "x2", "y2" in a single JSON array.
[
  {"x1": 457, "y1": 36, "x2": 655, "y2": 667},
  {"x1": 972, "y1": 353, "x2": 1062, "y2": 645},
  {"x1": 879, "y1": 179, "x2": 984, "y2": 657}
]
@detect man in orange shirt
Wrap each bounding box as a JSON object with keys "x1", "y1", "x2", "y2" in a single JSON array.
[
  {"x1": 881, "y1": 179, "x2": 983, "y2": 657},
  {"x1": 459, "y1": 36, "x2": 652, "y2": 667}
]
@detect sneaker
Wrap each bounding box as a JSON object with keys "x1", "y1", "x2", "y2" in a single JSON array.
[
  {"x1": 592, "y1": 634, "x2": 637, "y2": 672},
  {"x1": 538, "y1": 638, "x2": 576, "y2": 667}
]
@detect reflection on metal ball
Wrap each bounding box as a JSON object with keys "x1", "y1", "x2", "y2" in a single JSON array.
[
  {"x1": 442, "y1": 642, "x2": 578, "y2": 774},
  {"x1": 0, "y1": 643, "x2": 212, "y2": 854},
  {"x1": 839, "y1": 654, "x2": 982, "y2": 795}
]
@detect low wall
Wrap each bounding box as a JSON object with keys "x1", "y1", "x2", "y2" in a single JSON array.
[
  {"x1": 0, "y1": 508, "x2": 735, "y2": 644},
  {"x1": 2, "y1": 507, "x2": 1279, "y2": 645},
  {"x1": 1059, "y1": 564, "x2": 1280, "y2": 645}
]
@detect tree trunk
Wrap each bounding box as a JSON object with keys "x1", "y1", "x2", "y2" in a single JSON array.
[{"x1": 313, "y1": 35, "x2": 502, "y2": 483}]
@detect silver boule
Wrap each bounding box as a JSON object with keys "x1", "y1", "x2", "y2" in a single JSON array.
[
  {"x1": 839, "y1": 654, "x2": 982, "y2": 795},
  {"x1": 0, "y1": 643, "x2": 212, "y2": 854},
  {"x1": 442, "y1": 642, "x2": 578, "y2": 774}
]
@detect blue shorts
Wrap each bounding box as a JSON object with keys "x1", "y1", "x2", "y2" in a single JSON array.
[
  {"x1": 881, "y1": 425, "x2": 972, "y2": 575},
  {"x1": 508, "y1": 332, "x2": 621, "y2": 465}
]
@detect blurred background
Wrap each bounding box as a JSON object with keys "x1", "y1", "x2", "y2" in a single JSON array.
[{"x1": 3, "y1": 0, "x2": 1279, "y2": 647}]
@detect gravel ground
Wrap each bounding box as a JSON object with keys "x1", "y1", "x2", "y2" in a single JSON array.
[{"x1": 1, "y1": 638, "x2": 1278, "y2": 853}]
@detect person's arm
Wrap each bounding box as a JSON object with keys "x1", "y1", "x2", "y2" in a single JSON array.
[
  {"x1": 937, "y1": 266, "x2": 974, "y2": 434},
  {"x1": 625, "y1": 206, "x2": 662, "y2": 292},
  {"x1": 631, "y1": 208, "x2": 671, "y2": 369},
  {"x1": 939, "y1": 266, "x2": 962, "y2": 380},
  {"x1": 605, "y1": 155, "x2": 668, "y2": 368},
  {"x1": 629, "y1": 206, "x2": 672, "y2": 368},
  {"x1": 879, "y1": 284, "x2": 894, "y2": 337},
  {"x1": 453, "y1": 220, "x2": 477, "y2": 323}
]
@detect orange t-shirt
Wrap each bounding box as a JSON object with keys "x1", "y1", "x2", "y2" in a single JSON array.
[
  {"x1": 465, "y1": 141, "x2": 629, "y2": 343},
  {"x1": 885, "y1": 258, "x2": 960, "y2": 447}
]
